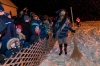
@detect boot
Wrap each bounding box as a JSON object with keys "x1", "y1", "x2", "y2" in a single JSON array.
[
  {"x1": 64, "y1": 44, "x2": 67, "y2": 55},
  {"x1": 59, "y1": 44, "x2": 62, "y2": 55}
]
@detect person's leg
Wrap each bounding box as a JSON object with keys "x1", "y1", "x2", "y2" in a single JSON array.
[
  {"x1": 64, "y1": 43, "x2": 67, "y2": 55},
  {"x1": 58, "y1": 39, "x2": 63, "y2": 55},
  {"x1": 64, "y1": 37, "x2": 68, "y2": 55},
  {"x1": 0, "y1": 40, "x2": 8, "y2": 54},
  {"x1": 59, "y1": 44, "x2": 62, "y2": 55}
]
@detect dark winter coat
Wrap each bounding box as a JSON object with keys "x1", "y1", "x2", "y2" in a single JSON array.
[
  {"x1": 0, "y1": 19, "x2": 6, "y2": 34},
  {"x1": 20, "y1": 14, "x2": 29, "y2": 23},
  {"x1": 53, "y1": 19, "x2": 73, "y2": 39},
  {"x1": 0, "y1": 15, "x2": 17, "y2": 40},
  {"x1": 31, "y1": 21, "x2": 40, "y2": 43},
  {"x1": 0, "y1": 15, "x2": 17, "y2": 54},
  {"x1": 21, "y1": 22, "x2": 32, "y2": 42},
  {"x1": 40, "y1": 25, "x2": 48, "y2": 39}
]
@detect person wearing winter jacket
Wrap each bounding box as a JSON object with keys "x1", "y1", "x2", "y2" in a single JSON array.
[
  {"x1": 30, "y1": 15, "x2": 41, "y2": 44},
  {"x1": 76, "y1": 17, "x2": 81, "y2": 27},
  {"x1": 16, "y1": 24, "x2": 26, "y2": 48},
  {"x1": 0, "y1": 4, "x2": 17, "y2": 54},
  {"x1": 53, "y1": 9, "x2": 75, "y2": 55},
  {"x1": 41, "y1": 15, "x2": 50, "y2": 39}
]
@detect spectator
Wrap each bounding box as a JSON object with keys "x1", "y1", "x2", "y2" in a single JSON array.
[
  {"x1": 76, "y1": 17, "x2": 81, "y2": 27},
  {"x1": 16, "y1": 24, "x2": 26, "y2": 48},
  {"x1": 0, "y1": 4, "x2": 16, "y2": 54},
  {"x1": 30, "y1": 15, "x2": 41, "y2": 43},
  {"x1": 30, "y1": 12, "x2": 36, "y2": 22}
]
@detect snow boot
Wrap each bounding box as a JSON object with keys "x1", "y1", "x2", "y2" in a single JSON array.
[
  {"x1": 59, "y1": 44, "x2": 62, "y2": 55},
  {"x1": 64, "y1": 44, "x2": 67, "y2": 55}
]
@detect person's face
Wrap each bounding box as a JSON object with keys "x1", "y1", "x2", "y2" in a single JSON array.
[
  {"x1": 32, "y1": 13, "x2": 35, "y2": 16},
  {"x1": 59, "y1": 10, "x2": 66, "y2": 16},
  {"x1": 59, "y1": 10, "x2": 66, "y2": 20},
  {"x1": 11, "y1": 42, "x2": 15, "y2": 48},
  {"x1": 34, "y1": 16, "x2": 38, "y2": 20},
  {"x1": 0, "y1": 11, "x2": 4, "y2": 15},
  {"x1": 16, "y1": 28, "x2": 21, "y2": 33},
  {"x1": 20, "y1": 11, "x2": 23, "y2": 15}
]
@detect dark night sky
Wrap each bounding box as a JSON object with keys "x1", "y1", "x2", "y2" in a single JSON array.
[
  {"x1": 11, "y1": 0, "x2": 67, "y2": 16},
  {"x1": 11, "y1": 0, "x2": 100, "y2": 21}
]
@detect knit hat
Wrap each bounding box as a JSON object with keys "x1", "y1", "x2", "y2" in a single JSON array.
[
  {"x1": 16, "y1": 24, "x2": 22, "y2": 31},
  {"x1": 0, "y1": 4, "x2": 4, "y2": 11}
]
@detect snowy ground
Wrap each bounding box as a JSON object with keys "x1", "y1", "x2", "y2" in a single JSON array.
[{"x1": 39, "y1": 24, "x2": 100, "y2": 66}]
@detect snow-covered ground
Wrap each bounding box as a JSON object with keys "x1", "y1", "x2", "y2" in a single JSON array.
[{"x1": 39, "y1": 23, "x2": 100, "y2": 66}]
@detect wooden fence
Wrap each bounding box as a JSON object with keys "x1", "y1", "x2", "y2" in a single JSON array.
[{"x1": 1, "y1": 34, "x2": 55, "y2": 66}]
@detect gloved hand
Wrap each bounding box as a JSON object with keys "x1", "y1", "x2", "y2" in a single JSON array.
[{"x1": 71, "y1": 30, "x2": 75, "y2": 33}]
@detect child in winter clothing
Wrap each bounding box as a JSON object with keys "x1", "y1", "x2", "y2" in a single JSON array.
[
  {"x1": 16, "y1": 24, "x2": 26, "y2": 48},
  {"x1": 40, "y1": 15, "x2": 51, "y2": 50},
  {"x1": 16, "y1": 24, "x2": 26, "y2": 40},
  {"x1": 0, "y1": 4, "x2": 17, "y2": 54},
  {"x1": 41, "y1": 15, "x2": 50, "y2": 39},
  {"x1": 31, "y1": 15, "x2": 41, "y2": 44},
  {"x1": 5, "y1": 38, "x2": 20, "y2": 58},
  {"x1": 40, "y1": 24, "x2": 48, "y2": 40}
]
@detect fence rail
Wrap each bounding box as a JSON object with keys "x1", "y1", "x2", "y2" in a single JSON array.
[{"x1": 1, "y1": 34, "x2": 55, "y2": 66}]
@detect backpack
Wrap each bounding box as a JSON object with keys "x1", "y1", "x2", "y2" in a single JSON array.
[{"x1": 43, "y1": 23, "x2": 50, "y2": 34}]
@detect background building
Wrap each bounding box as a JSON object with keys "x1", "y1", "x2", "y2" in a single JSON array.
[{"x1": 0, "y1": 0, "x2": 18, "y2": 16}]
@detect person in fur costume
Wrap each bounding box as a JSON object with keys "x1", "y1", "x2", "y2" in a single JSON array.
[{"x1": 53, "y1": 9, "x2": 75, "y2": 55}]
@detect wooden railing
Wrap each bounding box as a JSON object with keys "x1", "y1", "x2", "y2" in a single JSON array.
[{"x1": 1, "y1": 34, "x2": 55, "y2": 66}]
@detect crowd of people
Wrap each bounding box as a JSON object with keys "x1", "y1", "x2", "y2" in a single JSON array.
[
  {"x1": 0, "y1": 4, "x2": 76, "y2": 64},
  {"x1": 0, "y1": 5, "x2": 54, "y2": 64}
]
